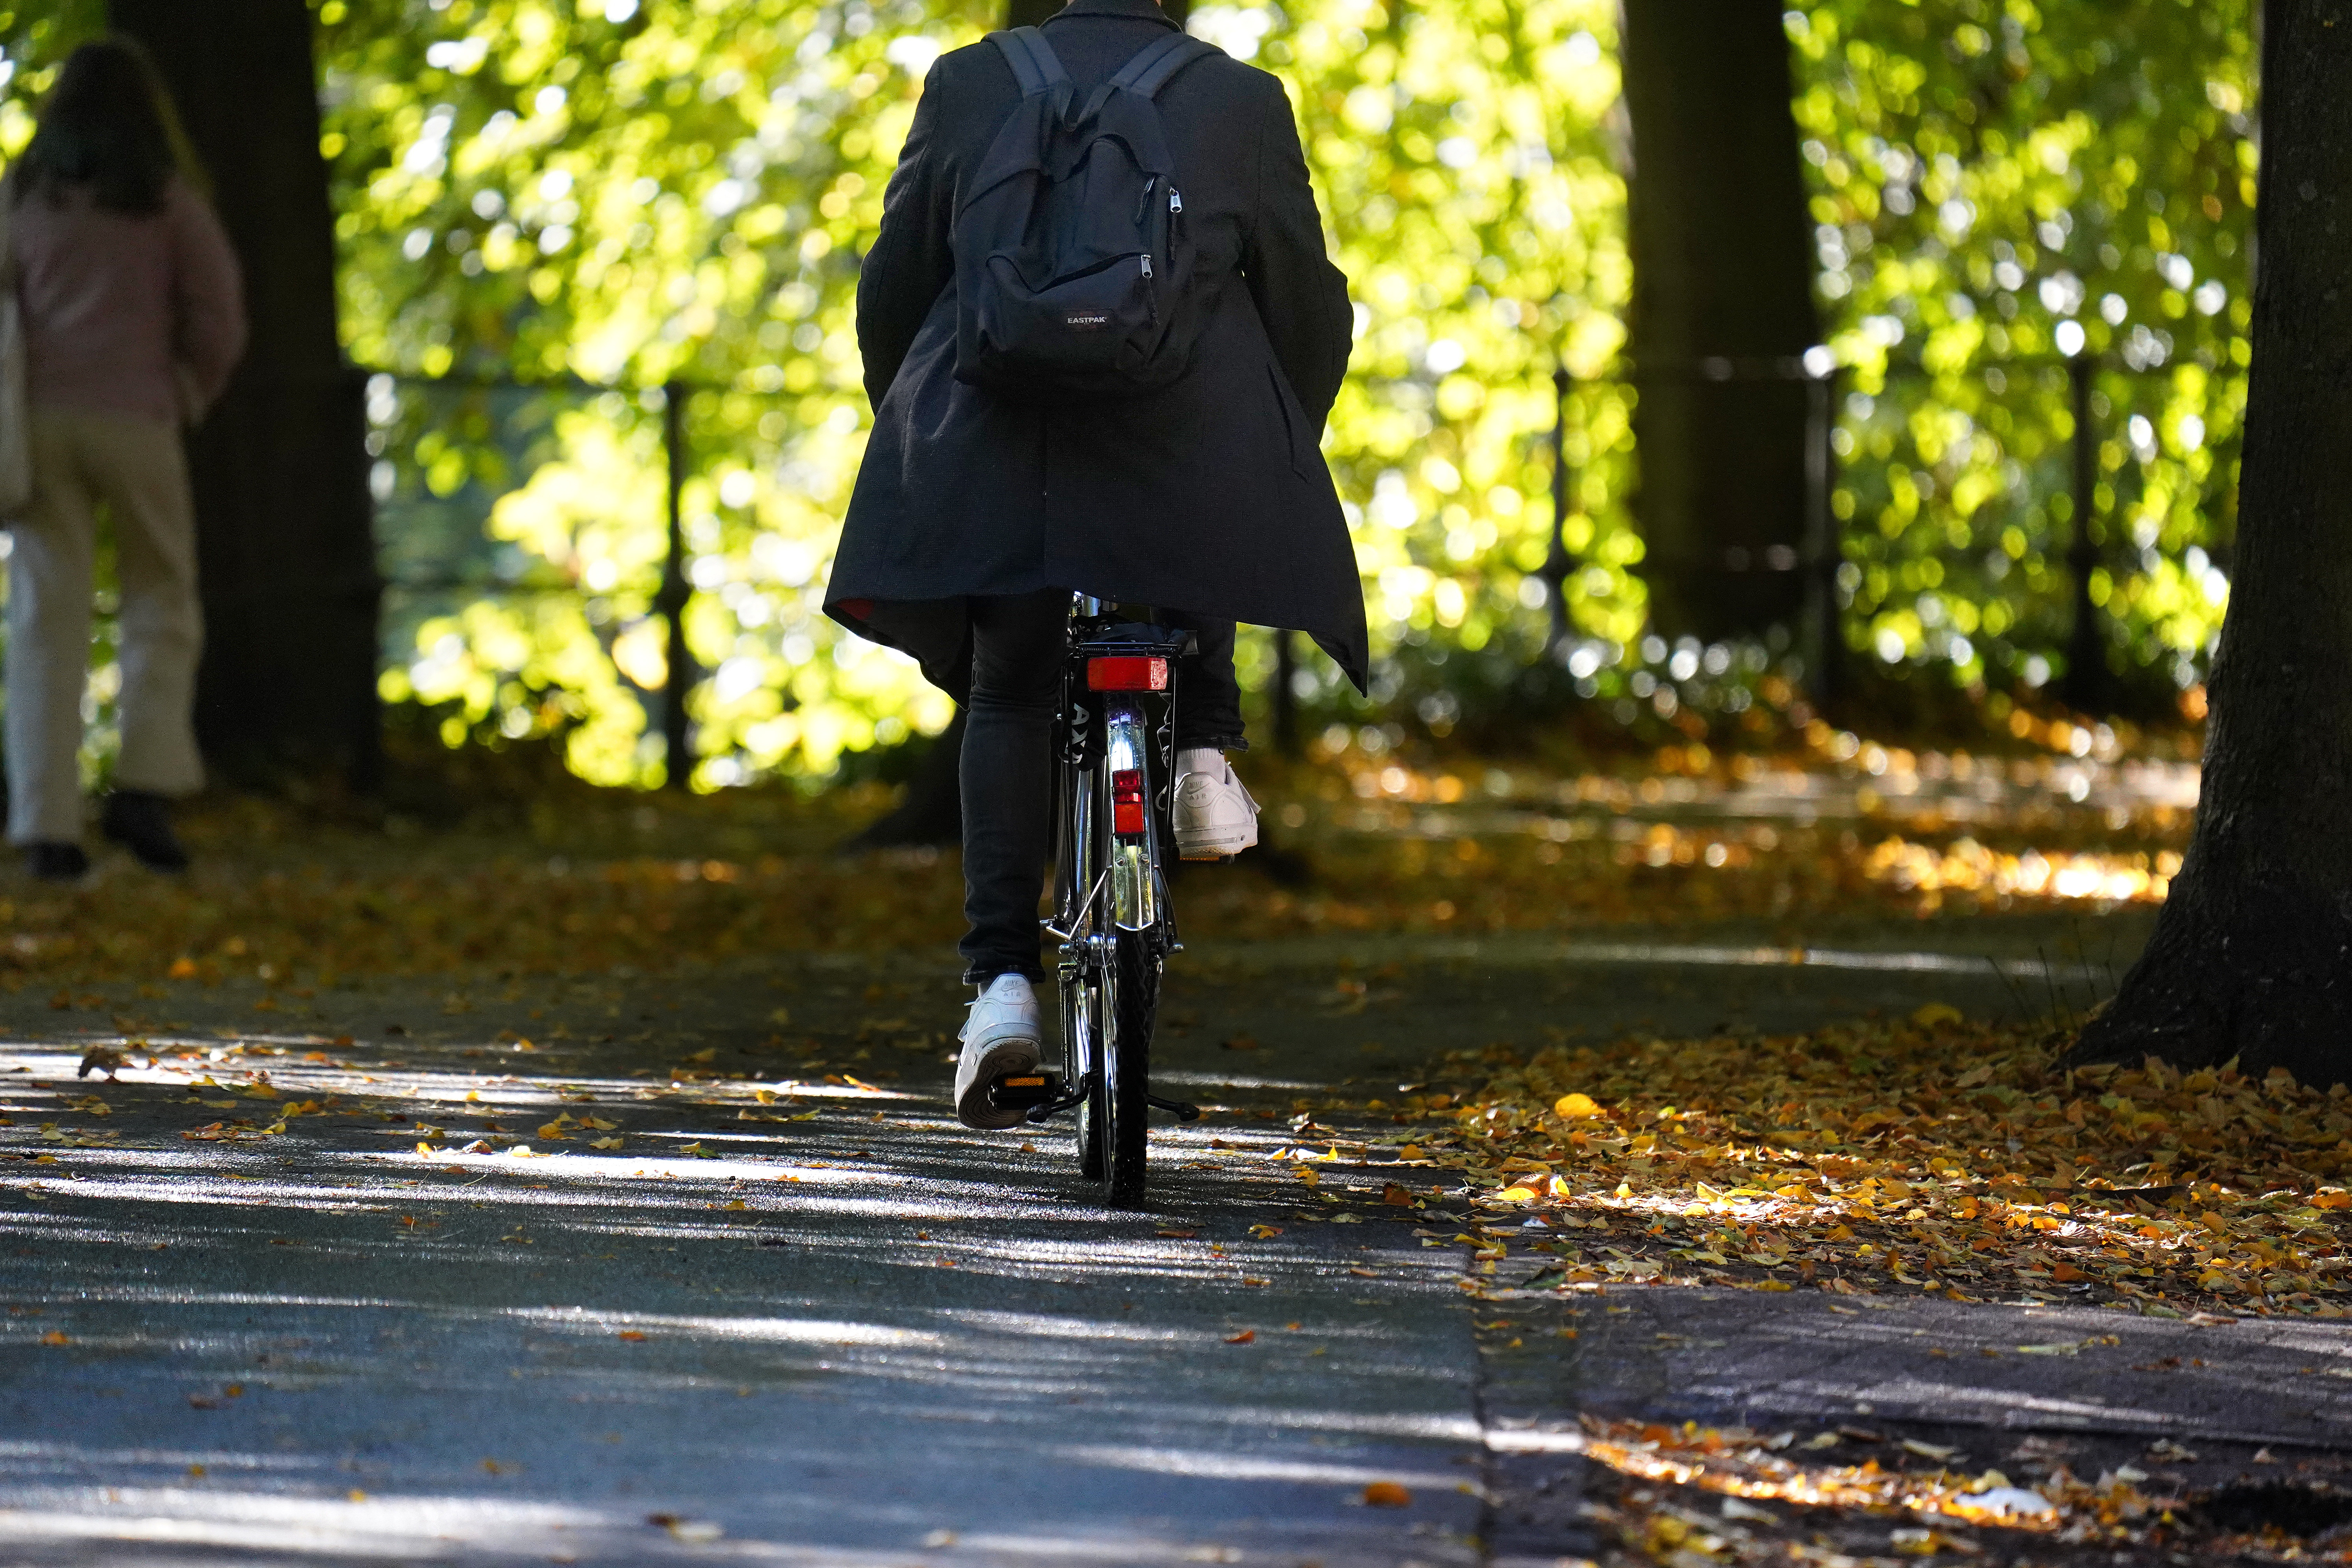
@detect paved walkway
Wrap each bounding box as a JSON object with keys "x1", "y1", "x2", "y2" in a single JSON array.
[{"x1": 5, "y1": 908, "x2": 2336, "y2": 1565}]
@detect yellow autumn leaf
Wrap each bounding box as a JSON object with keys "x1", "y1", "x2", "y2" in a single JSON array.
[
  {"x1": 1911, "y1": 1002, "x2": 1964, "y2": 1027},
  {"x1": 589, "y1": 1136, "x2": 622, "y2": 1150},
  {"x1": 1553, "y1": 1093, "x2": 1602, "y2": 1118}
]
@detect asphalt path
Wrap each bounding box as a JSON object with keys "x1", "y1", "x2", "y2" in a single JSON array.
[{"x1": 10, "y1": 907, "x2": 2331, "y2": 1567}]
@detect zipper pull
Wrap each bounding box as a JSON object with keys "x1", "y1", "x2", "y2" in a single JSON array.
[
  {"x1": 1140, "y1": 253, "x2": 1153, "y2": 279},
  {"x1": 1169, "y1": 188, "x2": 1183, "y2": 215}
]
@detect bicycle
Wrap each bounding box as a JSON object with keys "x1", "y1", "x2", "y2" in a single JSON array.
[{"x1": 984, "y1": 591, "x2": 1202, "y2": 1205}]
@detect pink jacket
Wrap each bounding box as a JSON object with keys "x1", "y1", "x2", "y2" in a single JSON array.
[{"x1": 8, "y1": 175, "x2": 247, "y2": 426}]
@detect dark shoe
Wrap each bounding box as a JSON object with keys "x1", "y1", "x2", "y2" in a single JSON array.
[
  {"x1": 24, "y1": 843, "x2": 90, "y2": 883},
  {"x1": 100, "y1": 791, "x2": 190, "y2": 872}
]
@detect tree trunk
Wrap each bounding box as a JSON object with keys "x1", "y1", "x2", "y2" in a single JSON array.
[
  {"x1": 111, "y1": 0, "x2": 381, "y2": 788},
  {"x1": 1618, "y1": 0, "x2": 1819, "y2": 642},
  {"x1": 2067, "y1": 0, "x2": 2352, "y2": 1085},
  {"x1": 1008, "y1": 0, "x2": 1189, "y2": 27}
]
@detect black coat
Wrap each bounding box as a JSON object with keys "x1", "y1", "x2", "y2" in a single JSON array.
[{"x1": 824, "y1": 0, "x2": 1367, "y2": 698}]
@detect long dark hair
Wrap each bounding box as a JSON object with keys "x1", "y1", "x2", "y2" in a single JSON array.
[{"x1": 13, "y1": 37, "x2": 209, "y2": 214}]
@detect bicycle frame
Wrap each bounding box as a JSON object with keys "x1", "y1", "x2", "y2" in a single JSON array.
[{"x1": 1026, "y1": 592, "x2": 1193, "y2": 1201}]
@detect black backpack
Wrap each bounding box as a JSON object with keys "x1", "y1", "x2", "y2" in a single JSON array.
[{"x1": 951, "y1": 26, "x2": 1221, "y2": 401}]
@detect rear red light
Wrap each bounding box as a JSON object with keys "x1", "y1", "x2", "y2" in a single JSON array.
[
  {"x1": 1111, "y1": 768, "x2": 1146, "y2": 836},
  {"x1": 1087, "y1": 656, "x2": 1168, "y2": 692}
]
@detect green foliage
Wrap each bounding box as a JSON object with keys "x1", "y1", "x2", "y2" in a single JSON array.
[
  {"x1": 0, "y1": 0, "x2": 2253, "y2": 787},
  {"x1": 313, "y1": 0, "x2": 962, "y2": 786},
  {"x1": 1790, "y1": 0, "x2": 2250, "y2": 694},
  {"x1": 327, "y1": 0, "x2": 1634, "y2": 785}
]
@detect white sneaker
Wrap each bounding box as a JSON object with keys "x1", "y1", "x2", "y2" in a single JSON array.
[
  {"x1": 954, "y1": 974, "x2": 1042, "y2": 1130},
  {"x1": 1172, "y1": 747, "x2": 1259, "y2": 860}
]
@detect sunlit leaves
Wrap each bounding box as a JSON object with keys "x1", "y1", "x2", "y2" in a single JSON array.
[
  {"x1": 1791, "y1": 0, "x2": 2250, "y2": 692},
  {"x1": 312, "y1": 0, "x2": 1642, "y2": 780},
  {"x1": 0, "y1": 0, "x2": 2254, "y2": 783},
  {"x1": 316, "y1": 0, "x2": 964, "y2": 784},
  {"x1": 1437, "y1": 1013, "x2": 2352, "y2": 1315},
  {"x1": 1241, "y1": 0, "x2": 1638, "y2": 669}
]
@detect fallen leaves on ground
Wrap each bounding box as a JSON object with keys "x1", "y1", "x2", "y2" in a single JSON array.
[
  {"x1": 1566, "y1": 1417, "x2": 2341, "y2": 1565},
  {"x1": 0, "y1": 740, "x2": 2191, "y2": 991},
  {"x1": 1421, "y1": 1013, "x2": 2352, "y2": 1316}
]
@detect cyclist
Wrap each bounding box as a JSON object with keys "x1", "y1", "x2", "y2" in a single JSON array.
[{"x1": 826, "y1": 0, "x2": 1367, "y2": 1129}]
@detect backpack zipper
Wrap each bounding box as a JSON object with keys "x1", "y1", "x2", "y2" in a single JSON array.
[
  {"x1": 1134, "y1": 175, "x2": 1159, "y2": 227},
  {"x1": 1140, "y1": 253, "x2": 1153, "y2": 279},
  {"x1": 1169, "y1": 189, "x2": 1183, "y2": 215}
]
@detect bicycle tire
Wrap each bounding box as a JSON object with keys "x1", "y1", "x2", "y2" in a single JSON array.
[{"x1": 1093, "y1": 927, "x2": 1160, "y2": 1207}]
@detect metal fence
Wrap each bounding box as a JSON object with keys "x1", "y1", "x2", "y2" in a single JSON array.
[
  {"x1": 366, "y1": 348, "x2": 2240, "y2": 778},
  {"x1": 1540, "y1": 354, "x2": 2236, "y2": 695},
  {"x1": 367, "y1": 370, "x2": 712, "y2": 784}
]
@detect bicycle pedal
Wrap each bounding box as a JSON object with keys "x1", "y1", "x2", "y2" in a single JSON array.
[{"x1": 986, "y1": 1072, "x2": 1060, "y2": 1111}]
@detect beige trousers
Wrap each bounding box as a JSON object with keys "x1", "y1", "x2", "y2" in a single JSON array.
[{"x1": 6, "y1": 410, "x2": 204, "y2": 845}]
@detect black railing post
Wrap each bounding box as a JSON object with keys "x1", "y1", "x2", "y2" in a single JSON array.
[
  {"x1": 658, "y1": 379, "x2": 693, "y2": 790},
  {"x1": 1800, "y1": 362, "x2": 1843, "y2": 708},
  {"x1": 1544, "y1": 363, "x2": 1576, "y2": 654},
  {"x1": 2062, "y1": 353, "x2": 2107, "y2": 710},
  {"x1": 1272, "y1": 630, "x2": 1299, "y2": 756}
]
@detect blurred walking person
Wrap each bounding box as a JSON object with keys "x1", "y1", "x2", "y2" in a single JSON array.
[{"x1": 0, "y1": 39, "x2": 244, "y2": 880}]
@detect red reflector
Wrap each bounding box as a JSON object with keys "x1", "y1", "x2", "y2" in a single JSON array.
[
  {"x1": 1087, "y1": 656, "x2": 1168, "y2": 691},
  {"x1": 834, "y1": 597, "x2": 873, "y2": 620},
  {"x1": 1112, "y1": 767, "x2": 1146, "y2": 836}
]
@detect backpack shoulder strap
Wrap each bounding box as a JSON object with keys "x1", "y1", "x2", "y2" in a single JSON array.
[
  {"x1": 1106, "y1": 32, "x2": 1219, "y2": 98},
  {"x1": 989, "y1": 26, "x2": 1071, "y2": 97}
]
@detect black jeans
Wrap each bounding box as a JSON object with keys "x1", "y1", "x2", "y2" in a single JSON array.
[{"x1": 959, "y1": 588, "x2": 1243, "y2": 985}]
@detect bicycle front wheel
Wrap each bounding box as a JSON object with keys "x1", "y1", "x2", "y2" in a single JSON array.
[{"x1": 1090, "y1": 927, "x2": 1160, "y2": 1207}]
